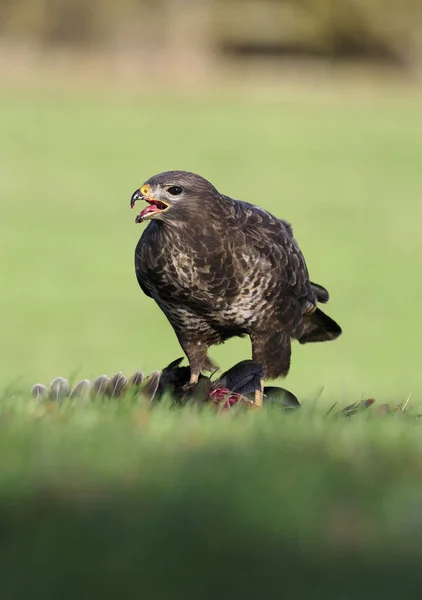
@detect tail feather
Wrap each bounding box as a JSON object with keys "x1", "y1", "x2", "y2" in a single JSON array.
[{"x1": 299, "y1": 308, "x2": 342, "y2": 344}]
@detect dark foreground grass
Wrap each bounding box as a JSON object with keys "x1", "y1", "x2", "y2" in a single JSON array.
[{"x1": 2, "y1": 393, "x2": 422, "y2": 598}]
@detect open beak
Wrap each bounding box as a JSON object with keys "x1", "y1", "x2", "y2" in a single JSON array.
[{"x1": 130, "y1": 188, "x2": 170, "y2": 223}]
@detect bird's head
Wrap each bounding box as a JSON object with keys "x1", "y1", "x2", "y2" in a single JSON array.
[{"x1": 130, "y1": 170, "x2": 220, "y2": 223}]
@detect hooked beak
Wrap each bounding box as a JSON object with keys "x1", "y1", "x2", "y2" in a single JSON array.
[
  {"x1": 130, "y1": 187, "x2": 170, "y2": 223},
  {"x1": 130, "y1": 189, "x2": 144, "y2": 209}
]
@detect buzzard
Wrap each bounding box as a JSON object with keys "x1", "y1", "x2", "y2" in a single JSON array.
[{"x1": 130, "y1": 171, "x2": 341, "y2": 406}]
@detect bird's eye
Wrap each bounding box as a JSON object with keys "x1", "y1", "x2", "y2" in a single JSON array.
[{"x1": 167, "y1": 186, "x2": 183, "y2": 196}]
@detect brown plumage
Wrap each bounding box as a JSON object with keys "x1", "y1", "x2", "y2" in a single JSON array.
[{"x1": 130, "y1": 170, "x2": 341, "y2": 399}]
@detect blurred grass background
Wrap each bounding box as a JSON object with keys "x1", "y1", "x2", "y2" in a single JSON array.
[
  {"x1": 1, "y1": 84, "x2": 422, "y2": 401},
  {"x1": 1, "y1": 3, "x2": 422, "y2": 596},
  {"x1": 1, "y1": 0, "x2": 422, "y2": 404},
  {"x1": 1, "y1": 2, "x2": 421, "y2": 402}
]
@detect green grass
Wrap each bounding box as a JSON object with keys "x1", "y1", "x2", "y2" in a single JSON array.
[
  {"x1": 1, "y1": 82, "x2": 422, "y2": 400},
  {"x1": 2, "y1": 80, "x2": 422, "y2": 597},
  {"x1": 1, "y1": 394, "x2": 422, "y2": 597}
]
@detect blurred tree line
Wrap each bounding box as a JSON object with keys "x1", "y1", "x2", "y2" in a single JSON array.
[{"x1": 0, "y1": 0, "x2": 421, "y2": 66}]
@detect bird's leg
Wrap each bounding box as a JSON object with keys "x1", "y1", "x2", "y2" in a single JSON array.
[
  {"x1": 254, "y1": 378, "x2": 265, "y2": 408},
  {"x1": 178, "y1": 337, "x2": 209, "y2": 386},
  {"x1": 250, "y1": 334, "x2": 269, "y2": 408},
  {"x1": 251, "y1": 330, "x2": 292, "y2": 408}
]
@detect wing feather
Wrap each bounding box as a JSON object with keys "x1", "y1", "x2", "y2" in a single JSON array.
[{"x1": 228, "y1": 197, "x2": 314, "y2": 304}]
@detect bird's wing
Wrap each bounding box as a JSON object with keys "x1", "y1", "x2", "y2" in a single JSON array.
[{"x1": 228, "y1": 198, "x2": 315, "y2": 304}]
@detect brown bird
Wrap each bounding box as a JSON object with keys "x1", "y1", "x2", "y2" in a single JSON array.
[{"x1": 131, "y1": 170, "x2": 341, "y2": 406}]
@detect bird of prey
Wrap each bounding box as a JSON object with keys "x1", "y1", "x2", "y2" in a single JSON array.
[{"x1": 130, "y1": 170, "x2": 341, "y2": 406}]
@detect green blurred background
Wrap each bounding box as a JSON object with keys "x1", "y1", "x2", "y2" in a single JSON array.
[{"x1": 1, "y1": 0, "x2": 422, "y2": 403}]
